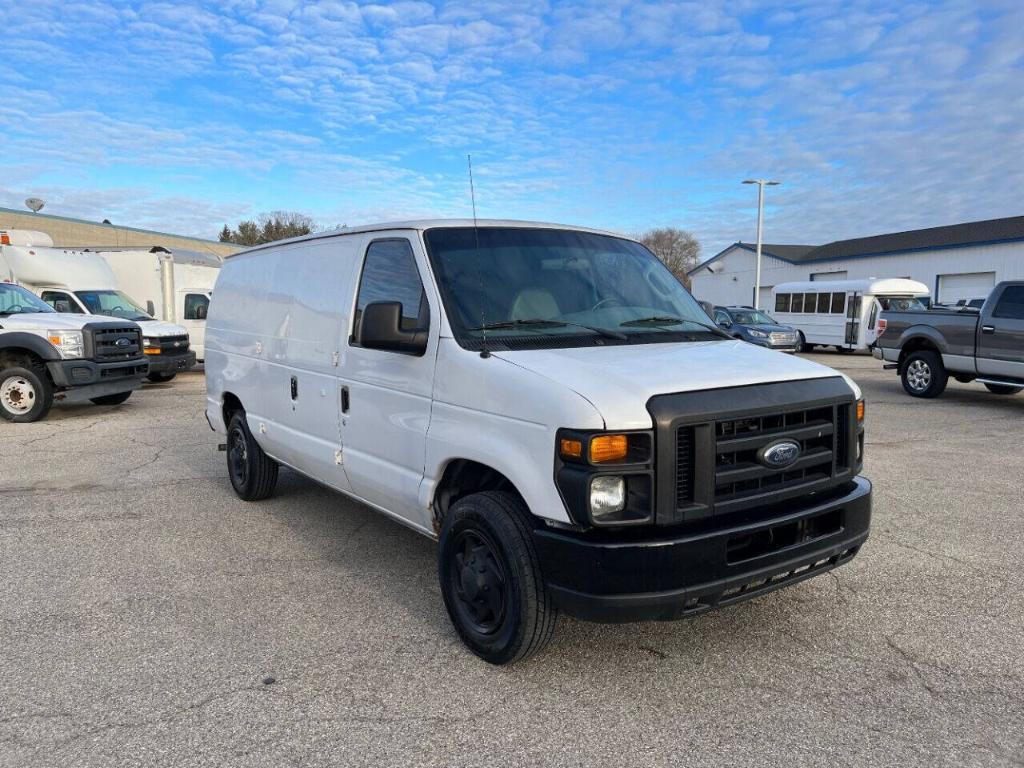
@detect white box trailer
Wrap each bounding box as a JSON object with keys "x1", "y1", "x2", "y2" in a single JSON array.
[
  {"x1": 0, "y1": 230, "x2": 196, "y2": 381},
  {"x1": 94, "y1": 247, "x2": 220, "y2": 361},
  {"x1": 772, "y1": 278, "x2": 930, "y2": 352}
]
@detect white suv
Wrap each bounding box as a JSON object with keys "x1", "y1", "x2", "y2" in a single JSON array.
[{"x1": 205, "y1": 220, "x2": 871, "y2": 664}]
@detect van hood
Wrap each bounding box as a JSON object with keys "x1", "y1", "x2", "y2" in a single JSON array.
[
  {"x1": 493, "y1": 339, "x2": 855, "y2": 429},
  {"x1": 136, "y1": 319, "x2": 189, "y2": 337},
  {"x1": 0, "y1": 312, "x2": 94, "y2": 331}
]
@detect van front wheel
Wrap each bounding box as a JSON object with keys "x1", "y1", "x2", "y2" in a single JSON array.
[
  {"x1": 226, "y1": 412, "x2": 278, "y2": 500},
  {"x1": 438, "y1": 491, "x2": 557, "y2": 665}
]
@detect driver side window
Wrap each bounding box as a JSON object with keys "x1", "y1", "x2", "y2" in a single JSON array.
[
  {"x1": 353, "y1": 239, "x2": 429, "y2": 340},
  {"x1": 40, "y1": 290, "x2": 83, "y2": 313}
]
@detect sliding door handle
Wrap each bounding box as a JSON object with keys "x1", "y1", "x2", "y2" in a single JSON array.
[{"x1": 341, "y1": 386, "x2": 350, "y2": 413}]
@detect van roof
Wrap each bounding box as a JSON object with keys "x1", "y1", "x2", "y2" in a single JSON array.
[{"x1": 229, "y1": 219, "x2": 631, "y2": 258}]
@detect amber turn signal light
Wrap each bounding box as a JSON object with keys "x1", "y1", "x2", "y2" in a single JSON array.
[
  {"x1": 559, "y1": 438, "x2": 583, "y2": 459},
  {"x1": 856, "y1": 399, "x2": 865, "y2": 422},
  {"x1": 590, "y1": 434, "x2": 629, "y2": 463}
]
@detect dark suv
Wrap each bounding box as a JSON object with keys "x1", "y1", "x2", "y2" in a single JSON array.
[{"x1": 714, "y1": 306, "x2": 800, "y2": 353}]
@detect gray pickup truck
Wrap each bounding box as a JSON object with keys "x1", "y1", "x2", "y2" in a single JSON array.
[{"x1": 873, "y1": 281, "x2": 1024, "y2": 398}]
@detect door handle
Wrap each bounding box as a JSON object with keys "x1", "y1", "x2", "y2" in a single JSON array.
[
  {"x1": 981, "y1": 325, "x2": 996, "y2": 335},
  {"x1": 290, "y1": 376, "x2": 298, "y2": 400},
  {"x1": 341, "y1": 386, "x2": 350, "y2": 413}
]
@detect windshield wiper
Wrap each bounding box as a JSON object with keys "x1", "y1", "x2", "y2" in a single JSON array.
[
  {"x1": 621, "y1": 315, "x2": 732, "y2": 339},
  {"x1": 471, "y1": 318, "x2": 627, "y2": 341}
]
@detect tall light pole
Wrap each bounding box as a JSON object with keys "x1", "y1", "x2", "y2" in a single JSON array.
[{"x1": 743, "y1": 179, "x2": 780, "y2": 309}]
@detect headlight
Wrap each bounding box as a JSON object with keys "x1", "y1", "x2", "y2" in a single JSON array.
[
  {"x1": 47, "y1": 330, "x2": 84, "y2": 359},
  {"x1": 143, "y1": 337, "x2": 161, "y2": 354},
  {"x1": 590, "y1": 476, "x2": 626, "y2": 519},
  {"x1": 748, "y1": 329, "x2": 769, "y2": 339}
]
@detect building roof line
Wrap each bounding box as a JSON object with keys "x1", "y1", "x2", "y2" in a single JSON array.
[{"x1": 0, "y1": 205, "x2": 232, "y2": 246}]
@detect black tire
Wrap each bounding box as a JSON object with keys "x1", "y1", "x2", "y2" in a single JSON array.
[
  {"x1": 0, "y1": 365, "x2": 54, "y2": 423},
  {"x1": 147, "y1": 372, "x2": 176, "y2": 383},
  {"x1": 835, "y1": 346, "x2": 853, "y2": 354},
  {"x1": 983, "y1": 383, "x2": 1023, "y2": 395},
  {"x1": 798, "y1": 332, "x2": 813, "y2": 353},
  {"x1": 226, "y1": 411, "x2": 278, "y2": 501},
  {"x1": 90, "y1": 390, "x2": 133, "y2": 406},
  {"x1": 438, "y1": 491, "x2": 557, "y2": 665},
  {"x1": 901, "y1": 350, "x2": 948, "y2": 398}
]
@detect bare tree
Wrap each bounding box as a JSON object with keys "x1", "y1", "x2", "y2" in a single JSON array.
[
  {"x1": 219, "y1": 211, "x2": 318, "y2": 246},
  {"x1": 637, "y1": 227, "x2": 701, "y2": 288}
]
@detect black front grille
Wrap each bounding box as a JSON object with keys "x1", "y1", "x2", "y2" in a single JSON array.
[
  {"x1": 650, "y1": 377, "x2": 860, "y2": 527},
  {"x1": 92, "y1": 326, "x2": 142, "y2": 361},
  {"x1": 713, "y1": 404, "x2": 842, "y2": 504},
  {"x1": 154, "y1": 335, "x2": 190, "y2": 356}
]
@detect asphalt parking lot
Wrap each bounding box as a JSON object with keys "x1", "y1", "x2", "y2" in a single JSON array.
[{"x1": 2, "y1": 354, "x2": 1022, "y2": 768}]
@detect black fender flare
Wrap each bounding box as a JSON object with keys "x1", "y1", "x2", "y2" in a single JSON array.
[{"x1": 0, "y1": 332, "x2": 61, "y2": 362}]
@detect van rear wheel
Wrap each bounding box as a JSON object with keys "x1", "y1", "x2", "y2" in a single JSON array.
[
  {"x1": 226, "y1": 412, "x2": 278, "y2": 500},
  {"x1": 438, "y1": 491, "x2": 557, "y2": 665}
]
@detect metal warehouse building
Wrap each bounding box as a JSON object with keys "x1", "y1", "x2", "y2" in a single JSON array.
[
  {"x1": 690, "y1": 215, "x2": 1024, "y2": 308},
  {"x1": 0, "y1": 206, "x2": 240, "y2": 259}
]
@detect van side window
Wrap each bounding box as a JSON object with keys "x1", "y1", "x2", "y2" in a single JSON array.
[
  {"x1": 816, "y1": 293, "x2": 830, "y2": 313},
  {"x1": 830, "y1": 293, "x2": 845, "y2": 314},
  {"x1": 184, "y1": 293, "x2": 210, "y2": 320},
  {"x1": 775, "y1": 294, "x2": 790, "y2": 312},
  {"x1": 354, "y1": 239, "x2": 429, "y2": 337},
  {"x1": 803, "y1": 293, "x2": 817, "y2": 313},
  {"x1": 992, "y1": 285, "x2": 1024, "y2": 320},
  {"x1": 791, "y1": 293, "x2": 804, "y2": 313},
  {"x1": 40, "y1": 290, "x2": 83, "y2": 313}
]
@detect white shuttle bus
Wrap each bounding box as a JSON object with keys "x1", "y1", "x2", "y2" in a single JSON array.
[
  {"x1": 772, "y1": 278, "x2": 930, "y2": 352},
  {"x1": 205, "y1": 219, "x2": 872, "y2": 664}
]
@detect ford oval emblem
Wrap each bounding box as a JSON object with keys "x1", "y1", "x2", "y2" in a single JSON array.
[
  {"x1": 115, "y1": 338, "x2": 131, "y2": 347},
  {"x1": 758, "y1": 439, "x2": 801, "y2": 469}
]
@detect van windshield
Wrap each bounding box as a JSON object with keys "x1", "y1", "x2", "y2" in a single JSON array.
[
  {"x1": 423, "y1": 227, "x2": 723, "y2": 349},
  {"x1": 75, "y1": 290, "x2": 152, "y2": 322},
  {"x1": 0, "y1": 283, "x2": 56, "y2": 315}
]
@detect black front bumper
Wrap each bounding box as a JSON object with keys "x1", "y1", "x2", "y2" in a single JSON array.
[
  {"x1": 534, "y1": 476, "x2": 871, "y2": 623},
  {"x1": 147, "y1": 351, "x2": 197, "y2": 374},
  {"x1": 46, "y1": 358, "x2": 149, "y2": 401}
]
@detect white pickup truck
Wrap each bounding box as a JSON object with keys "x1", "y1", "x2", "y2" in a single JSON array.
[
  {"x1": 205, "y1": 220, "x2": 872, "y2": 664},
  {"x1": 0, "y1": 282, "x2": 148, "y2": 422}
]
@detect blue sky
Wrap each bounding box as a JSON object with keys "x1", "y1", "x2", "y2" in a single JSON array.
[{"x1": 1, "y1": 1, "x2": 1022, "y2": 257}]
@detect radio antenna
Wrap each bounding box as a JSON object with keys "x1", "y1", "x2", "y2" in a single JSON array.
[{"x1": 468, "y1": 154, "x2": 489, "y2": 357}]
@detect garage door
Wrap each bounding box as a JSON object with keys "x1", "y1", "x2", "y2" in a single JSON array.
[
  {"x1": 937, "y1": 272, "x2": 996, "y2": 304},
  {"x1": 810, "y1": 271, "x2": 847, "y2": 281}
]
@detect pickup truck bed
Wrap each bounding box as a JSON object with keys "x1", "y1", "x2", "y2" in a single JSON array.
[{"x1": 873, "y1": 281, "x2": 1024, "y2": 398}]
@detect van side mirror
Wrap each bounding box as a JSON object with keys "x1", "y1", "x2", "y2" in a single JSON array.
[
  {"x1": 146, "y1": 300, "x2": 156, "y2": 316},
  {"x1": 54, "y1": 299, "x2": 71, "y2": 313},
  {"x1": 196, "y1": 304, "x2": 208, "y2": 320},
  {"x1": 359, "y1": 301, "x2": 427, "y2": 355}
]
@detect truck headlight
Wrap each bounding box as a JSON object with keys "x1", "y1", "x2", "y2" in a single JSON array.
[
  {"x1": 47, "y1": 330, "x2": 84, "y2": 359},
  {"x1": 590, "y1": 476, "x2": 626, "y2": 519},
  {"x1": 748, "y1": 329, "x2": 768, "y2": 339},
  {"x1": 143, "y1": 337, "x2": 161, "y2": 354}
]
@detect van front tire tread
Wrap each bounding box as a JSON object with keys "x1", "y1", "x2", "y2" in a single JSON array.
[{"x1": 438, "y1": 491, "x2": 557, "y2": 665}]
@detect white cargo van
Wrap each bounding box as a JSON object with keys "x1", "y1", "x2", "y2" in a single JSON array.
[
  {"x1": 0, "y1": 230, "x2": 197, "y2": 381},
  {"x1": 205, "y1": 220, "x2": 872, "y2": 664},
  {"x1": 93, "y1": 247, "x2": 220, "y2": 361},
  {"x1": 772, "y1": 278, "x2": 930, "y2": 352}
]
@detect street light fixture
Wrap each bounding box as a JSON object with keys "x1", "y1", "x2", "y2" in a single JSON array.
[{"x1": 742, "y1": 179, "x2": 780, "y2": 309}]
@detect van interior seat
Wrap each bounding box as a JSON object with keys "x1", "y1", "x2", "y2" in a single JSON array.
[{"x1": 510, "y1": 288, "x2": 560, "y2": 320}]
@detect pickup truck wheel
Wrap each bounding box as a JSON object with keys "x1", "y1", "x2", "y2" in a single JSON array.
[
  {"x1": 439, "y1": 491, "x2": 557, "y2": 665},
  {"x1": 226, "y1": 412, "x2": 278, "y2": 501},
  {"x1": 90, "y1": 391, "x2": 133, "y2": 406},
  {"x1": 147, "y1": 372, "x2": 176, "y2": 383},
  {"x1": 983, "y1": 383, "x2": 1023, "y2": 395},
  {"x1": 0, "y1": 365, "x2": 54, "y2": 423},
  {"x1": 901, "y1": 351, "x2": 948, "y2": 398}
]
